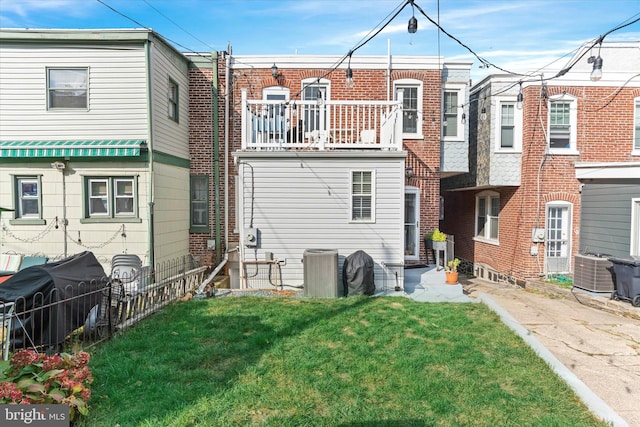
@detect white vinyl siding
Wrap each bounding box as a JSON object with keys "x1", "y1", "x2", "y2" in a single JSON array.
[
  {"x1": 0, "y1": 46, "x2": 148, "y2": 140},
  {"x1": 235, "y1": 153, "x2": 404, "y2": 286}
]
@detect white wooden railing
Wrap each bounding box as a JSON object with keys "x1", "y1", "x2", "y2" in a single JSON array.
[{"x1": 241, "y1": 89, "x2": 403, "y2": 151}]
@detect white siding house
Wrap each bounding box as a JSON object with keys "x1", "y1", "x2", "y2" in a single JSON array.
[{"x1": 0, "y1": 29, "x2": 190, "y2": 270}]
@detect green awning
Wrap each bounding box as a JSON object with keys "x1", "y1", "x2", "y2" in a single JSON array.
[{"x1": 0, "y1": 140, "x2": 146, "y2": 158}]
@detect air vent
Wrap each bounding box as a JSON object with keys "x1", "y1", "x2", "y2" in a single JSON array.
[{"x1": 573, "y1": 254, "x2": 614, "y2": 292}]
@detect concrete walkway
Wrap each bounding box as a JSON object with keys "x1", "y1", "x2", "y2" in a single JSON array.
[{"x1": 387, "y1": 266, "x2": 640, "y2": 427}]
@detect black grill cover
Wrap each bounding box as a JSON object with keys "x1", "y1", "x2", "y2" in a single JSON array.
[
  {"x1": 342, "y1": 250, "x2": 375, "y2": 296},
  {"x1": 0, "y1": 251, "x2": 107, "y2": 349}
]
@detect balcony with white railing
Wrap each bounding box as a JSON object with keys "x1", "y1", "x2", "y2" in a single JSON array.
[{"x1": 241, "y1": 89, "x2": 404, "y2": 151}]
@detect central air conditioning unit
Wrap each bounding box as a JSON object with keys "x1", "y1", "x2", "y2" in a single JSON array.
[
  {"x1": 303, "y1": 249, "x2": 340, "y2": 298},
  {"x1": 573, "y1": 254, "x2": 614, "y2": 293}
]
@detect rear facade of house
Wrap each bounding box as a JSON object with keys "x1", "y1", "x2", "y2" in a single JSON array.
[
  {"x1": 188, "y1": 52, "x2": 472, "y2": 291},
  {"x1": 441, "y1": 41, "x2": 640, "y2": 287},
  {"x1": 0, "y1": 29, "x2": 191, "y2": 270}
]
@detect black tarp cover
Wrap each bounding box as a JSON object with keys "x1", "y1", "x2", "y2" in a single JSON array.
[
  {"x1": 0, "y1": 251, "x2": 107, "y2": 349},
  {"x1": 342, "y1": 250, "x2": 375, "y2": 296}
]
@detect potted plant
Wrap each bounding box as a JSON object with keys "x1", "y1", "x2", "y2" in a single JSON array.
[
  {"x1": 424, "y1": 228, "x2": 447, "y2": 251},
  {"x1": 445, "y1": 258, "x2": 460, "y2": 284}
]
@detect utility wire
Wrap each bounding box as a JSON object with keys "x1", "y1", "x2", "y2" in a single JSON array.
[{"x1": 142, "y1": 0, "x2": 216, "y2": 51}]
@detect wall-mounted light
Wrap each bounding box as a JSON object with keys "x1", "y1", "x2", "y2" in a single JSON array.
[
  {"x1": 480, "y1": 107, "x2": 487, "y2": 121},
  {"x1": 50, "y1": 161, "x2": 66, "y2": 171},
  {"x1": 271, "y1": 63, "x2": 279, "y2": 79},
  {"x1": 461, "y1": 112, "x2": 466, "y2": 124},
  {"x1": 405, "y1": 165, "x2": 414, "y2": 179}
]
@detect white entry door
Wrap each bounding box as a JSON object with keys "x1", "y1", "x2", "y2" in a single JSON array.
[
  {"x1": 546, "y1": 202, "x2": 572, "y2": 274},
  {"x1": 404, "y1": 187, "x2": 420, "y2": 260}
]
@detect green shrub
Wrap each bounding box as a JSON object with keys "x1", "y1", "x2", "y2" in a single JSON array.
[
  {"x1": 0, "y1": 349, "x2": 93, "y2": 422},
  {"x1": 425, "y1": 228, "x2": 447, "y2": 241}
]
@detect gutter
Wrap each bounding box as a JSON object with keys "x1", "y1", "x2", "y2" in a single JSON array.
[{"x1": 211, "y1": 51, "x2": 222, "y2": 264}]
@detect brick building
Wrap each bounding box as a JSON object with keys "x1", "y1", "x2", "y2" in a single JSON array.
[{"x1": 441, "y1": 41, "x2": 640, "y2": 286}]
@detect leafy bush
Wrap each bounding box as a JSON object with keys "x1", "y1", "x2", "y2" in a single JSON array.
[
  {"x1": 0, "y1": 349, "x2": 93, "y2": 422},
  {"x1": 425, "y1": 228, "x2": 447, "y2": 242}
]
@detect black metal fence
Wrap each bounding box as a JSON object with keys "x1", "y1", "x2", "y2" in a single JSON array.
[{"x1": 0, "y1": 255, "x2": 208, "y2": 358}]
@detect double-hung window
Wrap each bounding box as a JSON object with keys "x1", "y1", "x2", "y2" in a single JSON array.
[
  {"x1": 443, "y1": 91, "x2": 459, "y2": 138},
  {"x1": 15, "y1": 176, "x2": 41, "y2": 219},
  {"x1": 494, "y1": 98, "x2": 523, "y2": 151},
  {"x1": 500, "y1": 103, "x2": 515, "y2": 148},
  {"x1": 476, "y1": 191, "x2": 499, "y2": 242},
  {"x1": 351, "y1": 170, "x2": 375, "y2": 222},
  {"x1": 394, "y1": 79, "x2": 423, "y2": 138},
  {"x1": 85, "y1": 177, "x2": 137, "y2": 220},
  {"x1": 47, "y1": 68, "x2": 88, "y2": 109},
  {"x1": 634, "y1": 98, "x2": 640, "y2": 152},
  {"x1": 548, "y1": 95, "x2": 577, "y2": 153},
  {"x1": 168, "y1": 78, "x2": 179, "y2": 122},
  {"x1": 190, "y1": 175, "x2": 209, "y2": 229}
]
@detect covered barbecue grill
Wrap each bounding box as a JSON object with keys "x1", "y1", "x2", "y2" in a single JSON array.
[{"x1": 0, "y1": 251, "x2": 107, "y2": 350}]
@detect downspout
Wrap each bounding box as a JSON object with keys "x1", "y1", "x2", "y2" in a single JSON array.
[
  {"x1": 224, "y1": 46, "x2": 231, "y2": 252},
  {"x1": 211, "y1": 51, "x2": 222, "y2": 264},
  {"x1": 145, "y1": 38, "x2": 155, "y2": 268}
]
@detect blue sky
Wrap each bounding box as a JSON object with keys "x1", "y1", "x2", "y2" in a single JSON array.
[{"x1": 1, "y1": 0, "x2": 639, "y2": 82}]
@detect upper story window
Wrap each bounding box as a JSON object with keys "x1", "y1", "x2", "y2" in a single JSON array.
[
  {"x1": 443, "y1": 91, "x2": 459, "y2": 138},
  {"x1": 634, "y1": 98, "x2": 640, "y2": 152},
  {"x1": 168, "y1": 78, "x2": 179, "y2": 122},
  {"x1": 494, "y1": 98, "x2": 522, "y2": 152},
  {"x1": 301, "y1": 78, "x2": 329, "y2": 132},
  {"x1": 47, "y1": 68, "x2": 88, "y2": 109},
  {"x1": 15, "y1": 176, "x2": 41, "y2": 219},
  {"x1": 394, "y1": 79, "x2": 423, "y2": 139},
  {"x1": 476, "y1": 190, "x2": 499, "y2": 242},
  {"x1": 351, "y1": 170, "x2": 375, "y2": 222},
  {"x1": 442, "y1": 83, "x2": 466, "y2": 141},
  {"x1": 85, "y1": 176, "x2": 137, "y2": 221},
  {"x1": 548, "y1": 94, "x2": 578, "y2": 154}
]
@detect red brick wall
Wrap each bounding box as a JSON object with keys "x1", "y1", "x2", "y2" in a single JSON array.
[{"x1": 449, "y1": 84, "x2": 640, "y2": 281}]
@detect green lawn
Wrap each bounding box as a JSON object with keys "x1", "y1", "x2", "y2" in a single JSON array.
[{"x1": 80, "y1": 295, "x2": 606, "y2": 426}]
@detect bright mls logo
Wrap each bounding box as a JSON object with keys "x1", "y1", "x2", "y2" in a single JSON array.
[{"x1": 1, "y1": 405, "x2": 68, "y2": 426}]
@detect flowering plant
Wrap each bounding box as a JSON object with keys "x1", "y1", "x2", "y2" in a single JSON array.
[{"x1": 0, "y1": 349, "x2": 93, "y2": 422}]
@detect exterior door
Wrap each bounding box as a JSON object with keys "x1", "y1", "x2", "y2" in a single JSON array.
[
  {"x1": 404, "y1": 187, "x2": 419, "y2": 260},
  {"x1": 546, "y1": 202, "x2": 572, "y2": 273}
]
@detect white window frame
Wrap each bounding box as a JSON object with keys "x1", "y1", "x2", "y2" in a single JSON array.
[
  {"x1": 85, "y1": 176, "x2": 137, "y2": 220},
  {"x1": 350, "y1": 170, "x2": 375, "y2": 223},
  {"x1": 393, "y1": 79, "x2": 423, "y2": 139},
  {"x1": 633, "y1": 97, "x2": 640, "y2": 155},
  {"x1": 15, "y1": 176, "x2": 42, "y2": 219},
  {"x1": 301, "y1": 78, "x2": 329, "y2": 133},
  {"x1": 494, "y1": 96, "x2": 523, "y2": 152},
  {"x1": 442, "y1": 83, "x2": 466, "y2": 142},
  {"x1": 548, "y1": 94, "x2": 579, "y2": 155},
  {"x1": 632, "y1": 198, "x2": 640, "y2": 257},
  {"x1": 168, "y1": 78, "x2": 179, "y2": 123},
  {"x1": 46, "y1": 67, "x2": 89, "y2": 110},
  {"x1": 474, "y1": 190, "x2": 499, "y2": 244}
]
